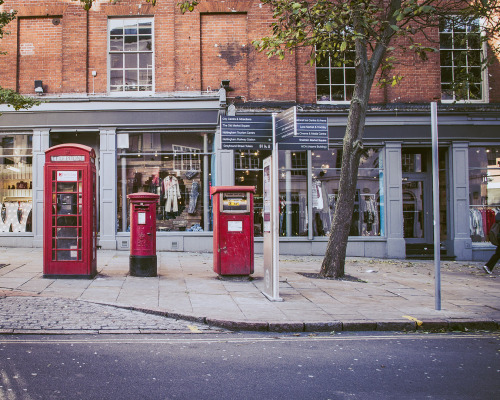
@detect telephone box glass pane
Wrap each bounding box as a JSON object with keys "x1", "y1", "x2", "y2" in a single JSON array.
[
  {"x1": 57, "y1": 250, "x2": 78, "y2": 261},
  {"x1": 57, "y1": 217, "x2": 78, "y2": 227},
  {"x1": 56, "y1": 227, "x2": 78, "y2": 237},
  {"x1": 57, "y1": 238, "x2": 78, "y2": 248},
  {"x1": 57, "y1": 194, "x2": 77, "y2": 215},
  {"x1": 57, "y1": 182, "x2": 77, "y2": 192}
]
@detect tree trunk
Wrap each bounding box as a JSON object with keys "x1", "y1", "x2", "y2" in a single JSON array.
[
  {"x1": 320, "y1": 30, "x2": 373, "y2": 278},
  {"x1": 320, "y1": 98, "x2": 367, "y2": 278}
]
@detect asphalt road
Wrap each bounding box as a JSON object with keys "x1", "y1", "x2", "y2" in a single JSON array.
[{"x1": 0, "y1": 331, "x2": 499, "y2": 400}]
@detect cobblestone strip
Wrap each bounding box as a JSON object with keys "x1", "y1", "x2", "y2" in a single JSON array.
[{"x1": 0, "y1": 296, "x2": 217, "y2": 333}]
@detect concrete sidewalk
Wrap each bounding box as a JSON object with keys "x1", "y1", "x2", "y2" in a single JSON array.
[{"x1": 0, "y1": 247, "x2": 499, "y2": 332}]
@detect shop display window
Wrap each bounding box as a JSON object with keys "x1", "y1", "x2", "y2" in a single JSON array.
[
  {"x1": 0, "y1": 134, "x2": 33, "y2": 233},
  {"x1": 117, "y1": 132, "x2": 212, "y2": 233},
  {"x1": 235, "y1": 147, "x2": 385, "y2": 238},
  {"x1": 279, "y1": 151, "x2": 309, "y2": 237},
  {"x1": 469, "y1": 146, "x2": 500, "y2": 243},
  {"x1": 310, "y1": 147, "x2": 384, "y2": 237},
  {"x1": 234, "y1": 149, "x2": 271, "y2": 237}
]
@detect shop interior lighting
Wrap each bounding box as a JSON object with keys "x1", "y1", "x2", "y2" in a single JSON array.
[{"x1": 7, "y1": 166, "x2": 21, "y2": 173}]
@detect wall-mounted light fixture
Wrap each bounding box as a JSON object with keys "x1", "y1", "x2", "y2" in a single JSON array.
[{"x1": 34, "y1": 80, "x2": 43, "y2": 95}]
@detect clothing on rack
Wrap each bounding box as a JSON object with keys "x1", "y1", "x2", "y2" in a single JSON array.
[
  {"x1": 469, "y1": 207, "x2": 498, "y2": 241},
  {"x1": 312, "y1": 179, "x2": 324, "y2": 210},
  {"x1": 361, "y1": 195, "x2": 379, "y2": 235},
  {"x1": 470, "y1": 208, "x2": 484, "y2": 237},
  {"x1": 187, "y1": 181, "x2": 200, "y2": 214}
]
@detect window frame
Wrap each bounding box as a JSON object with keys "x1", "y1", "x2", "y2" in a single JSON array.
[
  {"x1": 315, "y1": 48, "x2": 356, "y2": 104},
  {"x1": 107, "y1": 17, "x2": 155, "y2": 96},
  {"x1": 439, "y1": 16, "x2": 489, "y2": 103}
]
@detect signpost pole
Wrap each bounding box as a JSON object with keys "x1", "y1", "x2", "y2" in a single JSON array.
[
  {"x1": 431, "y1": 102, "x2": 441, "y2": 311},
  {"x1": 262, "y1": 115, "x2": 281, "y2": 301},
  {"x1": 271, "y1": 114, "x2": 280, "y2": 300}
]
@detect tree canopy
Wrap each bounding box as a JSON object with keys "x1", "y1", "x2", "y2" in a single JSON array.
[{"x1": 178, "y1": 0, "x2": 500, "y2": 277}]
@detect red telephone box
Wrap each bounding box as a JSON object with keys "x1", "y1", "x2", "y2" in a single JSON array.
[
  {"x1": 127, "y1": 192, "x2": 159, "y2": 277},
  {"x1": 211, "y1": 186, "x2": 255, "y2": 276},
  {"x1": 43, "y1": 144, "x2": 97, "y2": 278}
]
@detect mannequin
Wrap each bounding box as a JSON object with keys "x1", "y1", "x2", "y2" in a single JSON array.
[{"x1": 163, "y1": 174, "x2": 181, "y2": 213}]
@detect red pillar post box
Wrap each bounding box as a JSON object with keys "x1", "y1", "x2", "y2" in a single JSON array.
[
  {"x1": 43, "y1": 144, "x2": 97, "y2": 279},
  {"x1": 210, "y1": 186, "x2": 255, "y2": 276},
  {"x1": 127, "y1": 192, "x2": 159, "y2": 277}
]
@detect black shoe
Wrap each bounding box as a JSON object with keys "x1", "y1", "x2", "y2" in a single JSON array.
[{"x1": 483, "y1": 265, "x2": 492, "y2": 275}]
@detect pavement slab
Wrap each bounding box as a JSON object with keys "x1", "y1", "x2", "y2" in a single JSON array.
[{"x1": 0, "y1": 247, "x2": 499, "y2": 332}]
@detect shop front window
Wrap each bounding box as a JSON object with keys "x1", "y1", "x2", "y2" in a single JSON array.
[
  {"x1": 234, "y1": 149, "x2": 271, "y2": 237},
  {"x1": 469, "y1": 146, "x2": 500, "y2": 243},
  {"x1": 279, "y1": 151, "x2": 309, "y2": 237},
  {"x1": 117, "y1": 132, "x2": 212, "y2": 233},
  {"x1": 0, "y1": 134, "x2": 33, "y2": 233},
  {"x1": 311, "y1": 147, "x2": 384, "y2": 237}
]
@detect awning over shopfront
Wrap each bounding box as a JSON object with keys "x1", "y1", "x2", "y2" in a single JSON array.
[
  {"x1": 0, "y1": 109, "x2": 220, "y2": 130},
  {"x1": 328, "y1": 123, "x2": 500, "y2": 141},
  {"x1": 0, "y1": 99, "x2": 221, "y2": 131}
]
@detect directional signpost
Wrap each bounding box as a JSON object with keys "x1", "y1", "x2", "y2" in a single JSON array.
[
  {"x1": 220, "y1": 108, "x2": 328, "y2": 302},
  {"x1": 276, "y1": 107, "x2": 328, "y2": 151},
  {"x1": 220, "y1": 116, "x2": 273, "y2": 151}
]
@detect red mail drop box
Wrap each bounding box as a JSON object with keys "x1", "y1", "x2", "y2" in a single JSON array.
[
  {"x1": 128, "y1": 192, "x2": 159, "y2": 277},
  {"x1": 211, "y1": 186, "x2": 255, "y2": 276},
  {"x1": 43, "y1": 144, "x2": 97, "y2": 278}
]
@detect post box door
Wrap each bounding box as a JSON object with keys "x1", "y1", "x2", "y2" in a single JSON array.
[
  {"x1": 131, "y1": 204, "x2": 155, "y2": 255},
  {"x1": 50, "y1": 169, "x2": 83, "y2": 262},
  {"x1": 219, "y1": 215, "x2": 251, "y2": 275}
]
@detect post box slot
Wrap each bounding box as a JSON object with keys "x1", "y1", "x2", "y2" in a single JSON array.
[{"x1": 221, "y1": 192, "x2": 250, "y2": 213}]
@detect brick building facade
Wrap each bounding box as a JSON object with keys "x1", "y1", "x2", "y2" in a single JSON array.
[{"x1": 0, "y1": 0, "x2": 499, "y2": 261}]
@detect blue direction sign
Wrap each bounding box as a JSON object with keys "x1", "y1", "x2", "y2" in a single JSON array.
[
  {"x1": 275, "y1": 107, "x2": 328, "y2": 150},
  {"x1": 275, "y1": 107, "x2": 296, "y2": 143},
  {"x1": 278, "y1": 117, "x2": 328, "y2": 150},
  {"x1": 221, "y1": 116, "x2": 273, "y2": 150}
]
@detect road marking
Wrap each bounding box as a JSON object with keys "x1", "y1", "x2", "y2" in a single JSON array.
[
  {"x1": 188, "y1": 325, "x2": 202, "y2": 333},
  {"x1": 0, "y1": 333, "x2": 497, "y2": 345},
  {"x1": 402, "y1": 315, "x2": 423, "y2": 326}
]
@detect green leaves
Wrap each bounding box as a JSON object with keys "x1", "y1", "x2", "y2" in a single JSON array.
[
  {"x1": 178, "y1": 1, "x2": 198, "y2": 13},
  {"x1": 0, "y1": 88, "x2": 41, "y2": 112}
]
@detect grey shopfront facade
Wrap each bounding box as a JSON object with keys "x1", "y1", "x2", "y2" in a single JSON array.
[{"x1": 0, "y1": 100, "x2": 498, "y2": 262}]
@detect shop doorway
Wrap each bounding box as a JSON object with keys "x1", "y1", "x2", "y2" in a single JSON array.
[
  {"x1": 402, "y1": 177, "x2": 432, "y2": 244},
  {"x1": 402, "y1": 147, "x2": 448, "y2": 257}
]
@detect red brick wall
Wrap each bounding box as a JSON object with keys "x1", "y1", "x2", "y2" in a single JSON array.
[
  {"x1": 0, "y1": 0, "x2": 498, "y2": 104},
  {"x1": 18, "y1": 18, "x2": 63, "y2": 94},
  {"x1": 201, "y1": 13, "x2": 249, "y2": 98}
]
